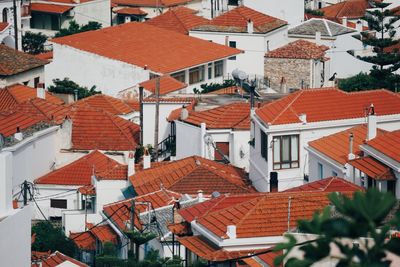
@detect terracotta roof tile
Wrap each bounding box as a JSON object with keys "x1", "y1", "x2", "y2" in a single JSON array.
[
  {"x1": 266, "y1": 39, "x2": 329, "y2": 60},
  {"x1": 319, "y1": 0, "x2": 370, "y2": 20},
  {"x1": 112, "y1": 0, "x2": 193, "y2": 7},
  {"x1": 0, "y1": 111, "x2": 46, "y2": 137},
  {"x1": 0, "y1": 22, "x2": 9, "y2": 32},
  {"x1": 72, "y1": 94, "x2": 136, "y2": 115},
  {"x1": 69, "y1": 231, "x2": 96, "y2": 250},
  {"x1": 255, "y1": 88, "x2": 400, "y2": 125},
  {"x1": 168, "y1": 222, "x2": 191, "y2": 236},
  {"x1": 78, "y1": 185, "x2": 96, "y2": 195},
  {"x1": 308, "y1": 124, "x2": 387, "y2": 165},
  {"x1": 167, "y1": 99, "x2": 196, "y2": 122},
  {"x1": 51, "y1": 23, "x2": 241, "y2": 74},
  {"x1": 192, "y1": 6, "x2": 287, "y2": 33},
  {"x1": 39, "y1": 251, "x2": 88, "y2": 267},
  {"x1": 205, "y1": 86, "x2": 246, "y2": 95},
  {"x1": 143, "y1": 97, "x2": 194, "y2": 103},
  {"x1": 114, "y1": 7, "x2": 147, "y2": 15},
  {"x1": 349, "y1": 156, "x2": 395, "y2": 181},
  {"x1": 284, "y1": 176, "x2": 365, "y2": 192},
  {"x1": 183, "y1": 102, "x2": 250, "y2": 130},
  {"x1": 86, "y1": 223, "x2": 119, "y2": 244},
  {"x1": 0, "y1": 44, "x2": 48, "y2": 76},
  {"x1": 130, "y1": 156, "x2": 255, "y2": 195},
  {"x1": 30, "y1": 3, "x2": 73, "y2": 14},
  {"x1": 139, "y1": 75, "x2": 187, "y2": 95},
  {"x1": 146, "y1": 6, "x2": 209, "y2": 34},
  {"x1": 364, "y1": 130, "x2": 400, "y2": 163},
  {"x1": 35, "y1": 51, "x2": 53, "y2": 61},
  {"x1": 35, "y1": 150, "x2": 125, "y2": 185}
]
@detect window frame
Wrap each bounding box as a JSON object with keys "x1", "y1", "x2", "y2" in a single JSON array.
[
  {"x1": 189, "y1": 65, "x2": 205, "y2": 85},
  {"x1": 260, "y1": 130, "x2": 268, "y2": 160},
  {"x1": 272, "y1": 135, "x2": 300, "y2": 170},
  {"x1": 228, "y1": 41, "x2": 236, "y2": 60},
  {"x1": 171, "y1": 70, "x2": 186, "y2": 83},
  {"x1": 214, "y1": 60, "x2": 223, "y2": 77},
  {"x1": 318, "y1": 163, "x2": 323, "y2": 179},
  {"x1": 50, "y1": 199, "x2": 67, "y2": 209}
]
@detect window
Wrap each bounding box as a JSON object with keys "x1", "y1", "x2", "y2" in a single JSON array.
[
  {"x1": 272, "y1": 135, "x2": 299, "y2": 169},
  {"x1": 260, "y1": 130, "x2": 268, "y2": 159},
  {"x1": 50, "y1": 199, "x2": 67, "y2": 209},
  {"x1": 171, "y1": 70, "x2": 186, "y2": 83},
  {"x1": 229, "y1": 41, "x2": 236, "y2": 60},
  {"x1": 34, "y1": 77, "x2": 40, "y2": 88},
  {"x1": 189, "y1": 66, "x2": 205, "y2": 84},
  {"x1": 2, "y1": 8, "x2": 8, "y2": 23},
  {"x1": 332, "y1": 171, "x2": 338, "y2": 177},
  {"x1": 149, "y1": 73, "x2": 159, "y2": 80},
  {"x1": 228, "y1": 0, "x2": 239, "y2": 6},
  {"x1": 208, "y1": 63, "x2": 212, "y2": 79},
  {"x1": 214, "y1": 60, "x2": 223, "y2": 77},
  {"x1": 318, "y1": 163, "x2": 323, "y2": 179}
]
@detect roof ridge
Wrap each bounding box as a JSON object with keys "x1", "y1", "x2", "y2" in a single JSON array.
[
  {"x1": 103, "y1": 109, "x2": 138, "y2": 148},
  {"x1": 225, "y1": 196, "x2": 265, "y2": 230},
  {"x1": 235, "y1": 6, "x2": 261, "y2": 32},
  {"x1": 323, "y1": 19, "x2": 333, "y2": 36},
  {"x1": 171, "y1": 8, "x2": 191, "y2": 33},
  {"x1": 5, "y1": 85, "x2": 21, "y2": 104},
  {"x1": 270, "y1": 90, "x2": 304, "y2": 124}
]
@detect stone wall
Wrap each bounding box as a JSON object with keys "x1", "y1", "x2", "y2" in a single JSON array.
[{"x1": 264, "y1": 57, "x2": 311, "y2": 93}]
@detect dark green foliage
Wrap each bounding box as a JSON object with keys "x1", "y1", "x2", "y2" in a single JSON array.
[
  {"x1": 54, "y1": 20, "x2": 102, "y2": 38},
  {"x1": 275, "y1": 189, "x2": 400, "y2": 266},
  {"x1": 96, "y1": 242, "x2": 126, "y2": 267},
  {"x1": 199, "y1": 79, "x2": 236, "y2": 93},
  {"x1": 22, "y1": 31, "x2": 47, "y2": 54},
  {"x1": 338, "y1": 72, "x2": 381, "y2": 91},
  {"x1": 304, "y1": 8, "x2": 324, "y2": 16},
  {"x1": 48, "y1": 78, "x2": 101, "y2": 99},
  {"x1": 32, "y1": 221, "x2": 76, "y2": 257}
]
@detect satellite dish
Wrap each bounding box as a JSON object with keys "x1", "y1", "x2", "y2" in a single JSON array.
[{"x1": 203, "y1": 133, "x2": 213, "y2": 145}]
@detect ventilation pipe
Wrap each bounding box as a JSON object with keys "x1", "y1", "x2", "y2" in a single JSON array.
[
  {"x1": 247, "y1": 19, "x2": 254, "y2": 34},
  {"x1": 36, "y1": 84, "x2": 45, "y2": 99},
  {"x1": 367, "y1": 104, "x2": 377, "y2": 141},
  {"x1": 226, "y1": 225, "x2": 237, "y2": 239},
  {"x1": 348, "y1": 133, "x2": 355, "y2": 160},
  {"x1": 127, "y1": 151, "x2": 135, "y2": 177},
  {"x1": 143, "y1": 148, "x2": 151, "y2": 169},
  {"x1": 180, "y1": 105, "x2": 189, "y2": 120}
]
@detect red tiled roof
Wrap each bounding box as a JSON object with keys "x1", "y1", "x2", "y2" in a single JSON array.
[
  {"x1": 0, "y1": 84, "x2": 63, "y2": 112},
  {"x1": 35, "y1": 51, "x2": 53, "y2": 61},
  {"x1": 319, "y1": 0, "x2": 370, "y2": 20},
  {"x1": 39, "y1": 251, "x2": 88, "y2": 267},
  {"x1": 86, "y1": 223, "x2": 119, "y2": 244},
  {"x1": 178, "y1": 235, "x2": 265, "y2": 261},
  {"x1": 168, "y1": 222, "x2": 191, "y2": 236},
  {"x1": 0, "y1": 22, "x2": 9, "y2": 32},
  {"x1": 266, "y1": 39, "x2": 329, "y2": 60},
  {"x1": 112, "y1": 0, "x2": 192, "y2": 7},
  {"x1": 73, "y1": 94, "x2": 136, "y2": 115},
  {"x1": 30, "y1": 3, "x2": 73, "y2": 14},
  {"x1": 256, "y1": 250, "x2": 283, "y2": 267},
  {"x1": 0, "y1": 111, "x2": 46, "y2": 137},
  {"x1": 194, "y1": 6, "x2": 287, "y2": 34},
  {"x1": 114, "y1": 7, "x2": 147, "y2": 15},
  {"x1": 145, "y1": 7, "x2": 209, "y2": 34},
  {"x1": 183, "y1": 102, "x2": 250, "y2": 130},
  {"x1": 349, "y1": 156, "x2": 395, "y2": 181},
  {"x1": 364, "y1": 130, "x2": 400, "y2": 163},
  {"x1": 51, "y1": 23, "x2": 241, "y2": 74},
  {"x1": 69, "y1": 231, "x2": 96, "y2": 250},
  {"x1": 206, "y1": 86, "x2": 245, "y2": 95},
  {"x1": 78, "y1": 185, "x2": 96, "y2": 195},
  {"x1": 130, "y1": 156, "x2": 255, "y2": 195},
  {"x1": 32, "y1": 250, "x2": 51, "y2": 262},
  {"x1": 255, "y1": 88, "x2": 400, "y2": 125},
  {"x1": 167, "y1": 98, "x2": 196, "y2": 121},
  {"x1": 143, "y1": 97, "x2": 194, "y2": 103},
  {"x1": 308, "y1": 124, "x2": 387, "y2": 165},
  {"x1": 139, "y1": 75, "x2": 187, "y2": 95},
  {"x1": 284, "y1": 176, "x2": 365, "y2": 192},
  {"x1": 35, "y1": 150, "x2": 125, "y2": 185},
  {"x1": 0, "y1": 44, "x2": 48, "y2": 76}
]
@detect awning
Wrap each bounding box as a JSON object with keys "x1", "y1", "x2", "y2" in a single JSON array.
[
  {"x1": 349, "y1": 156, "x2": 395, "y2": 181},
  {"x1": 31, "y1": 3, "x2": 73, "y2": 14}
]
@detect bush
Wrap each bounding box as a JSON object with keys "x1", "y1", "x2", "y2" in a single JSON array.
[
  {"x1": 199, "y1": 79, "x2": 236, "y2": 93},
  {"x1": 22, "y1": 31, "x2": 47, "y2": 54},
  {"x1": 55, "y1": 20, "x2": 102, "y2": 38},
  {"x1": 48, "y1": 78, "x2": 101, "y2": 100},
  {"x1": 338, "y1": 72, "x2": 379, "y2": 92}
]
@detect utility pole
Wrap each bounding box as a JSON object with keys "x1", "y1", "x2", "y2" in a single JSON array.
[
  {"x1": 23, "y1": 180, "x2": 28, "y2": 206},
  {"x1": 12, "y1": 0, "x2": 18, "y2": 50},
  {"x1": 139, "y1": 86, "x2": 144, "y2": 145},
  {"x1": 153, "y1": 77, "x2": 160, "y2": 160}
]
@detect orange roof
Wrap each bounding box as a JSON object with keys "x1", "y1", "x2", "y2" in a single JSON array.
[
  {"x1": 35, "y1": 150, "x2": 126, "y2": 185},
  {"x1": 182, "y1": 102, "x2": 250, "y2": 130},
  {"x1": 266, "y1": 39, "x2": 329, "y2": 60},
  {"x1": 130, "y1": 156, "x2": 255, "y2": 195},
  {"x1": 114, "y1": 7, "x2": 147, "y2": 15},
  {"x1": 167, "y1": 98, "x2": 196, "y2": 121},
  {"x1": 51, "y1": 23, "x2": 241, "y2": 74},
  {"x1": 255, "y1": 88, "x2": 400, "y2": 125},
  {"x1": 143, "y1": 97, "x2": 194, "y2": 103},
  {"x1": 364, "y1": 130, "x2": 400, "y2": 163},
  {"x1": 256, "y1": 251, "x2": 283, "y2": 267},
  {"x1": 308, "y1": 125, "x2": 387, "y2": 165},
  {"x1": 69, "y1": 231, "x2": 96, "y2": 250},
  {"x1": 0, "y1": 111, "x2": 47, "y2": 137},
  {"x1": 0, "y1": 84, "x2": 63, "y2": 112},
  {"x1": 30, "y1": 3, "x2": 73, "y2": 14},
  {"x1": 78, "y1": 185, "x2": 96, "y2": 195},
  {"x1": 112, "y1": 0, "x2": 192, "y2": 7},
  {"x1": 86, "y1": 223, "x2": 119, "y2": 244},
  {"x1": 35, "y1": 51, "x2": 53, "y2": 61},
  {"x1": 320, "y1": 0, "x2": 370, "y2": 20},
  {"x1": 284, "y1": 176, "x2": 365, "y2": 192},
  {"x1": 139, "y1": 75, "x2": 187, "y2": 95},
  {"x1": 349, "y1": 156, "x2": 395, "y2": 181},
  {"x1": 32, "y1": 250, "x2": 51, "y2": 262},
  {"x1": 206, "y1": 86, "x2": 246, "y2": 95},
  {"x1": 145, "y1": 6, "x2": 209, "y2": 34},
  {"x1": 73, "y1": 94, "x2": 136, "y2": 115},
  {"x1": 193, "y1": 6, "x2": 287, "y2": 33},
  {"x1": 0, "y1": 22, "x2": 9, "y2": 32},
  {"x1": 178, "y1": 235, "x2": 265, "y2": 262},
  {"x1": 39, "y1": 251, "x2": 88, "y2": 267},
  {"x1": 168, "y1": 222, "x2": 191, "y2": 236}
]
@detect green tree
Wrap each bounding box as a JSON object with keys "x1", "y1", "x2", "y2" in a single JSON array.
[
  {"x1": 95, "y1": 242, "x2": 126, "y2": 267},
  {"x1": 55, "y1": 20, "x2": 102, "y2": 38},
  {"x1": 32, "y1": 221, "x2": 76, "y2": 256},
  {"x1": 275, "y1": 189, "x2": 400, "y2": 266},
  {"x1": 47, "y1": 78, "x2": 101, "y2": 100},
  {"x1": 22, "y1": 31, "x2": 47, "y2": 54},
  {"x1": 338, "y1": 72, "x2": 379, "y2": 91}
]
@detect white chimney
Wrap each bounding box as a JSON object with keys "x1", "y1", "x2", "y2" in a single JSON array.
[
  {"x1": 348, "y1": 133, "x2": 355, "y2": 160},
  {"x1": 180, "y1": 105, "x2": 189, "y2": 120},
  {"x1": 127, "y1": 151, "x2": 135, "y2": 177},
  {"x1": 367, "y1": 104, "x2": 377, "y2": 141},
  {"x1": 356, "y1": 20, "x2": 363, "y2": 32},
  {"x1": 299, "y1": 113, "x2": 307, "y2": 124},
  {"x1": 315, "y1": 31, "x2": 321, "y2": 45},
  {"x1": 247, "y1": 19, "x2": 254, "y2": 34},
  {"x1": 226, "y1": 225, "x2": 236, "y2": 239},
  {"x1": 124, "y1": 16, "x2": 131, "y2": 23},
  {"x1": 143, "y1": 148, "x2": 151, "y2": 169},
  {"x1": 342, "y1": 16, "x2": 348, "y2": 27},
  {"x1": 14, "y1": 128, "x2": 23, "y2": 141},
  {"x1": 197, "y1": 189, "x2": 204, "y2": 202},
  {"x1": 36, "y1": 86, "x2": 45, "y2": 99}
]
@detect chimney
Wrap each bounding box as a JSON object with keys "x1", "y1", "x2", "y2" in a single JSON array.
[
  {"x1": 342, "y1": 16, "x2": 347, "y2": 27},
  {"x1": 356, "y1": 20, "x2": 363, "y2": 32},
  {"x1": 124, "y1": 16, "x2": 131, "y2": 23},
  {"x1": 14, "y1": 127, "x2": 23, "y2": 141},
  {"x1": 367, "y1": 104, "x2": 377, "y2": 141},
  {"x1": 36, "y1": 85, "x2": 45, "y2": 99},
  {"x1": 197, "y1": 189, "x2": 204, "y2": 202},
  {"x1": 348, "y1": 133, "x2": 355, "y2": 160},
  {"x1": 127, "y1": 151, "x2": 135, "y2": 176},
  {"x1": 73, "y1": 89, "x2": 78, "y2": 102},
  {"x1": 143, "y1": 148, "x2": 151, "y2": 169},
  {"x1": 299, "y1": 113, "x2": 307, "y2": 124},
  {"x1": 226, "y1": 225, "x2": 236, "y2": 239},
  {"x1": 315, "y1": 31, "x2": 321, "y2": 45},
  {"x1": 180, "y1": 105, "x2": 189, "y2": 120},
  {"x1": 247, "y1": 19, "x2": 254, "y2": 34}
]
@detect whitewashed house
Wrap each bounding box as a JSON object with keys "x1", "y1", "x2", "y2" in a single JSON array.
[
  {"x1": 249, "y1": 88, "x2": 400, "y2": 192},
  {"x1": 189, "y1": 6, "x2": 288, "y2": 77},
  {"x1": 0, "y1": 0, "x2": 22, "y2": 49},
  {"x1": 47, "y1": 23, "x2": 240, "y2": 97}
]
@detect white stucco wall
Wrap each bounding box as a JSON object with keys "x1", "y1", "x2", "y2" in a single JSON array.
[
  {"x1": 175, "y1": 120, "x2": 203, "y2": 159},
  {"x1": 0, "y1": 0, "x2": 22, "y2": 50},
  {"x1": 0, "y1": 66, "x2": 45, "y2": 88},
  {"x1": 71, "y1": 0, "x2": 111, "y2": 27},
  {"x1": 93, "y1": 178, "x2": 127, "y2": 213}
]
